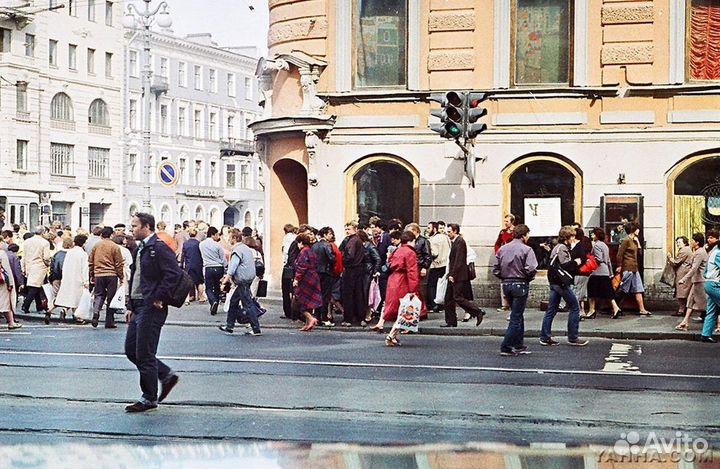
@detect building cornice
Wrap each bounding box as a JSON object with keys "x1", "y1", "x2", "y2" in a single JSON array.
[{"x1": 249, "y1": 115, "x2": 335, "y2": 136}]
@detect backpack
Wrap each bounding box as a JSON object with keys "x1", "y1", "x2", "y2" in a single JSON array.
[{"x1": 547, "y1": 254, "x2": 574, "y2": 287}]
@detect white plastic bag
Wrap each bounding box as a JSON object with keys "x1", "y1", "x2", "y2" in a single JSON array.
[
  {"x1": 109, "y1": 287, "x2": 125, "y2": 310},
  {"x1": 75, "y1": 289, "x2": 93, "y2": 320},
  {"x1": 42, "y1": 283, "x2": 55, "y2": 310},
  {"x1": 223, "y1": 287, "x2": 236, "y2": 313},
  {"x1": 434, "y1": 275, "x2": 448, "y2": 306},
  {"x1": 394, "y1": 293, "x2": 422, "y2": 333}
]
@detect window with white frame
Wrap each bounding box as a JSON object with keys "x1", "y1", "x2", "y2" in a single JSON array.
[
  {"x1": 24, "y1": 33, "x2": 34, "y2": 57},
  {"x1": 105, "y1": 52, "x2": 113, "y2": 77},
  {"x1": 105, "y1": 1, "x2": 113, "y2": 26},
  {"x1": 179, "y1": 158, "x2": 186, "y2": 184},
  {"x1": 16, "y1": 140, "x2": 28, "y2": 170},
  {"x1": 88, "y1": 147, "x2": 109, "y2": 178},
  {"x1": 16, "y1": 82, "x2": 27, "y2": 114},
  {"x1": 354, "y1": 0, "x2": 408, "y2": 88},
  {"x1": 194, "y1": 160, "x2": 202, "y2": 185},
  {"x1": 160, "y1": 205, "x2": 170, "y2": 221},
  {"x1": 178, "y1": 61, "x2": 186, "y2": 86},
  {"x1": 129, "y1": 50, "x2": 139, "y2": 77},
  {"x1": 160, "y1": 104, "x2": 168, "y2": 135},
  {"x1": 688, "y1": 0, "x2": 720, "y2": 81},
  {"x1": 194, "y1": 65, "x2": 202, "y2": 90},
  {"x1": 210, "y1": 161, "x2": 217, "y2": 185},
  {"x1": 87, "y1": 48, "x2": 95, "y2": 74},
  {"x1": 240, "y1": 164, "x2": 249, "y2": 189},
  {"x1": 194, "y1": 109, "x2": 202, "y2": 138},
  {"x1": 226, "y1": 163, "x2": 236, "y2": 188},
  {"x1": 159, "y1": 57, "x2": 168, "y2": 77},
  {"x1": 178, "y1": 105, "x2": 186, "y2": 136},
  {"x1": 244, "y1": 76, "x2": 252, "y2": 99},
  {"x1": 68, "y1": 44, "x2": 77, "y2": 70},
  {"x1": 51, "y1": 92, "x2": 73, "y2": 121},
  {"x1": 227, "y1": 115, "x2": 235, "y2": 139},
  {"x1": 68, "y1": 0, "x2": 76, "y2": 16},
  {"x1": 0, "y1": 28, "x2": 10, "y2": 53},
  {"x1": 209, "y1": 68, "x2": 217, "y2": 93},
  {"x1": 209, "y1": 112, "x2": 217, "y2": 140},
  {"x1": 88, "y1": 0, "x2": 96, "y2": 21},
  {"x1": 48, "y1": 39, "x2": 58, "y2": 67},
  {"x1": 51, "y1": 143, "x2": 74, "y2": 175},
  {"x1": 245, "y1": 116, "x2": 253, "y2": 139},
  {"x1": 227, "y1": 73, "x2": 236, "y2": 97},
  {"x1": 129, "y1": 99, "x2": 137, "y2": 130},
  {"x1": 89, "y1": 98, "x2": 109, "y2": 126},
  {"x1": 128, "y1": 153, "x2": 137, "y2": 181}
]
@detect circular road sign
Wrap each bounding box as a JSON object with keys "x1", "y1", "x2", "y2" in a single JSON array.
[{"x1": 158, "y1": 161, "x2": 179, "y2": 187}]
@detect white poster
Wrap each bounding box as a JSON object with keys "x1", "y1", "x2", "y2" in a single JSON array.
[{"x1": 524, "y1": 197, "x2": 562, "y2": 237}]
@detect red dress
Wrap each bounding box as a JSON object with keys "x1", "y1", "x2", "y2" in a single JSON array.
[
  {"x1": 382, "y1": 244, "x2": 420, "y2": 322},
  {"x1": 294, "y1": 246, "x2": 323, "y2": 311}
]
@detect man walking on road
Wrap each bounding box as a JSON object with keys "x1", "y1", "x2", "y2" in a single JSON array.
[
  {"x1": 124, "y1": 212, "x2": 181, "y2": 413},
  {"x1": 443, "y1": 224, "x2": 484, "y2": 328},
  {"x1": 199, "y1": 226, "x2": 227, "y2": 316},
  {"x1": 219, "y1": 229, "x2": 263, "y2": 336},
  {"x1": 89, "y1": 227, "x2": 124, "y2": 328},
  {"x1": 493, "y1": 224, "x2": 538, "y2": 356},
  {"x1": 21, "y1": 226, "x2": 52, "y2": 318}
]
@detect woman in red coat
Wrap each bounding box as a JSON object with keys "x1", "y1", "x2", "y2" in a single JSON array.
[
  {"x1": 293, "y1": 233, "x2": 323, "y2": 332},
  {"x1": 371, "y1": 231, "x2": 418, "y2": 333}
]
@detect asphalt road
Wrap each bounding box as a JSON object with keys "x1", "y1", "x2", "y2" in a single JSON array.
[{"x1": 1, "y1": 322, "x2": 719, "y2": 447}]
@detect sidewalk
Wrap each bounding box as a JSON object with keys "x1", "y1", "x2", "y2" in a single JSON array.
[{"x1": 14, "y1": 297, "x2": 708, "y2": 341}]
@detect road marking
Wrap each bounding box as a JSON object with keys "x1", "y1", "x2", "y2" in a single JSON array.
[
  {"x1": 602, "y1": 343, "x2": 640, "y2": 374},
  {"x1": 1, "y1": 349, "x2": 718, "y2": 380}
]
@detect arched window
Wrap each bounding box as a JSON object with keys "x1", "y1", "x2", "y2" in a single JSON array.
[
  {"x1": 209, "y1": 207, "x2": 220, "y2": 227},
  {"x1": 51, "y1": 92, "x2": 73, "y2": 121},
  {"x1": 195, "y1": 205, "x2": 204, "y2": 221},
  {"x1": 179, "y1": 205, "x2": 189, "y2": 222},
  {"x1": 160, "y1": 204, "x2": 171, "y2": 222},
  {"x1": 128, "y1": 203, "x2": 138, "y2": 219},
  {"x1": 88, "y1": 98, "x2": 109, "y2": 126},
  {"x1": 668, "y1": 154, "x2": 720, "y2": 245},
  {"x1": 504, "y1": 155, "x2": 582, "y2": 269},
  {"x1": 244, "y1": 210, "x2": 252, "y2": 227}
]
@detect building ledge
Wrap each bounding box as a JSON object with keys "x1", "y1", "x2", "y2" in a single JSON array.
[{"x1": 249, "y1": 115, "x2": 335, "y2": 137}]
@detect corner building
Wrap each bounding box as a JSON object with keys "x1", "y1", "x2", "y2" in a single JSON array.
[{"x1": 252, "y1": 0, "x2": 720, "y2": 306}]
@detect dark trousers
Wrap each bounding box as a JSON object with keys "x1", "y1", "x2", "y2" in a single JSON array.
[
  {"x1": 427, "y1": 267, "x2": 445, "y2": 311},
  {"x1": 501, "y1": 282, "x2": 529, "y2": 351},
  {"x1": 316, "y1": 273, "x2": 334, "y2": 321},
  {"x1": 124, "y1": 302, "x2": 171, "y2": 404},
  {"x1": 226, "y1": 282, "x2": 261, "y2": 333},
  {"x1": 204, "y1": 266, "x2": 224, "y2": 307},
  {"x1": 281, "y1": 275, "x2": 293, "y2": 318},
  {"x1": 444, "y1": 280, "x2": 482, "y2": 326},
  {"x1": 22, "y1": 286, "x2": 46, "y2": 313},
  {"x1": 92, "y1": 276, "x2": 118, "y2": 326},
  {"x1": 342, "y1": 267, "x2": 366, "y2": 325}
]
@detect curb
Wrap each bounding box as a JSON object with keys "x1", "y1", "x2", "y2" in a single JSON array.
[{"x1": 12, "y1": 312, "x2": 705, "y2": 342}]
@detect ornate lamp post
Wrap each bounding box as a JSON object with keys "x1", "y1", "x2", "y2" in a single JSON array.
[{"x1": 123, "y1": 0, "x2": 171, "y2": 209}]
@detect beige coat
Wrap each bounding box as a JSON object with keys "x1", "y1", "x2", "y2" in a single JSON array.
[
  {"x1": 0, "y1": 250, "x2": 17, "y2": 313},
  {"x1": 22, "y1": 235, "x2": 52, "y2": 287},
  {"x1": 669, "y1": 245, "x2": 693, "y2": 298}
]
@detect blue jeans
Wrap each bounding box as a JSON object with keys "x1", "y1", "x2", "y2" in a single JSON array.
[
  {"x1": 541, "y1": 284, "x2": 581, "y2": 342},
  {"x1": 501, "y1": 282, "x2": 529, "y2": 351},
  {"x1": 124, "y1": 302, "x2": 172, "y2": 404},
  {"x1": 226, "y1": 282, "x2": 261, "y2": 333},
  {"x1": 204, "y1": 266, "x2": 224, "y2": 306},
  {"x1": 702, "y1": 282, "x2": 720, "y2": 337}
]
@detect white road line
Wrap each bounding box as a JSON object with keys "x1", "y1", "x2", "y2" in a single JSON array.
[
  {"x1": 1, "y1": 349, "x2": 719, "y2": 380},
  {"x1": 602, "y1": 343, "x2": 641, "y2": 374}
]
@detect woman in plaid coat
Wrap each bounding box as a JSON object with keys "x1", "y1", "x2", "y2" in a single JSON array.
[{"x1": 293, "y1": 233, "x2": 323, "y2": 331}]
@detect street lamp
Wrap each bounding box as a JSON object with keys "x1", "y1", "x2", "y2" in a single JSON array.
[{"x1": 123, "y1": 0, "x2": 171, "y2": 210}]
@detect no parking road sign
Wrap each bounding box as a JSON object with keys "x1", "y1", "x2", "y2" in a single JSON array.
[{"x1": 158, "y1": 161, "x2": 179, "y2": 187}]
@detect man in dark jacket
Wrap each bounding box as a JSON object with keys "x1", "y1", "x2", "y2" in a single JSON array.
[
  {"x1": 443, "y1": 224, "x2": 484, "y2": 327},
  {"x1": 124, "y1": 212, "x2": 182, "y2": 413},
  {"x1": 313, "y1": 227, "x2": 337, "y2": 326},
  {"x1": 341, "y1": 222, "x2": 366, "y2": 326},
  {"x1": 407, "y1": 223, "x2": 432, "y2": 319}
]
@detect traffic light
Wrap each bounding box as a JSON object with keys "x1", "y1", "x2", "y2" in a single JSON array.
[
  {"x1": 465, "y1": 92, "x2": 488, "y2": 139},
  {"x1": 430, "y1": 91, "x2": 465, "y2": 139}
]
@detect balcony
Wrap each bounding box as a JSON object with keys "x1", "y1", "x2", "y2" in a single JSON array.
[
  {"x1": 51, "y1": 119, "x2": 76, "y2": 131},
  {"x1": 150, "y1": 76, "x2": 169, "y2": 95},
  {"x1": 0, "y1": 4, "x2": 34, "y2": 28},
  {"x1": 220, "y1": 138, "x2": 254, "y2": 157}
]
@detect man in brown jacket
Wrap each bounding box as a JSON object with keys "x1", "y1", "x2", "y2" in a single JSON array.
[
  {"x1": 443, "y1": 223, "x2": 484, "y2": 327},
  {"x1": 89, "y1": 227, "x2": 124, "y2": 328}
]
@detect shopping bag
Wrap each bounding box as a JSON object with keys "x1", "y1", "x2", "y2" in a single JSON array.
[
  {"x1": 75, "y1": 289, "x2": 93, "y2": 320},
  {"x1": 394, "y1": 293, "x2": 422, "y2": 333},
  {"x1": 660, "y1": 262, "x2": 675, "y2": 286},
  {"x1": 109, "y1": 287, "x2": 125, "y2": 310},
  {"x1": 434, "y1": 275, "x2": 448, "y2": 306},
  {"x1": 368, "y1": 279, "x2": 381, "y2": 311},
  {"x1": 256, "y1": 279, "x2": 268, "y2": 298},
  {"x1": 223, "y1": 287, "x2": 236, "y2": 313},
  {"x1": 41, "y1": 283, "x2": 55, "y2": 311}
]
